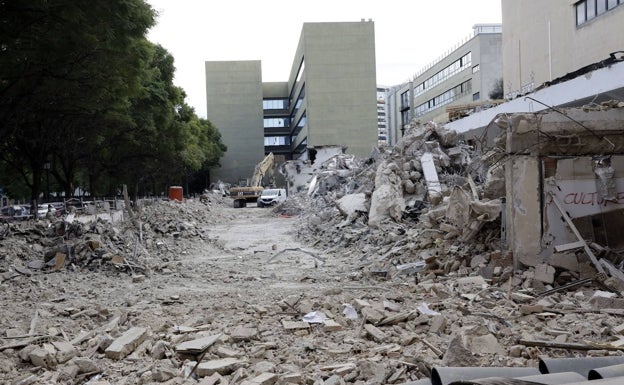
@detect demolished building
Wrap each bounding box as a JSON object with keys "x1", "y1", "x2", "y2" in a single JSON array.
[{"x1": 279, "y1": 102, "x2": 624, "y2": 295}]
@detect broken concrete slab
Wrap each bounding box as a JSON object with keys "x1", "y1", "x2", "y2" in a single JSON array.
[
  {"x1": 230, "y1": 326, "x2": 258, "y2": 342},
  {"x1": 281, "y1": 320, "x2": 309, "y2": 331},
  {"x1": 196, "y1": 357, "x2": 244, "y2": 377},
  {"x1": 240, "y1": 372, "x2": 278, "y2": 385},
  {"x1": 175, "y1": 333, "x2": 222, "y2": 355},
  {"x1": 336, "y1": 193, "x2": 367, "y2": 217},
  {"x1": 104, "y1": 327, "x2": 149, "y2": 360},
  {"x1": 363, "y1": 324, "x2": 387, "y2": 342}
]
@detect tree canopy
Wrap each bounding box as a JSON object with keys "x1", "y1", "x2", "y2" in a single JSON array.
[{"x1": 0, "y1": 0, "x2": 226, "y2": 204}]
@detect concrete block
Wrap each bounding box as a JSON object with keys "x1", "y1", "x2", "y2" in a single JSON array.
[
  {"x1": 51, "y1": 340, "x2": 77, "y2": 363},
  {"x1": 29, "y1": 347, "x2": 56, "y2": 368},
  {"x1": 72, "y1": 357, "x2": 100, "y2": 374},
  {"x1": 242, "y1": 372, "x2": 278, "y2": 385},
  {"x1": 281, "y1": 320, "x2": 309, "y2": 330},
  {"x1": 364, "y1": 324, "x2": 387, "y2": 342},
  {"x1": 104, "y1": 326, "x2": 149, "y2": 360},
  {"x1": 361, "y1": 307, "x2": 384, "y2": 324},
  {"x1": 198, "y1": 372, "x2": 223, "y2": 385},
  {"x1": 280, "y1": 373, "x2": 302, "y2": 384},
  {"x1": 429, "y1": 315, "x2": 447, "y2": 334},
  {"x1": 533, "y1": 263, "x2": 555, "y2": 284},
  {"x1": 353, "y1": 298, "x2": 371, "y2": 310},
  {"x1": 57, "y1": 364, "x2": 80, "y2": 381},
  {"x1": 230, "y1": 326, "x2": 258, "y2": 342},
  {"x1": 323, "y1": 319, "x2": 343, "y2": 332},
  {"x1": 196, "y1": 358, "x2": 243, "y2": 377}
]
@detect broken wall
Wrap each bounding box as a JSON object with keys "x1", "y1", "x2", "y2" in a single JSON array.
[
  {"x1": 280, "y1": 146, "x2": 346, "y2": 194},
  {"x1": 544, "y1": 156, "x2": 624, "y2": 252},
  {"x1": 505, "y1": 155, "x2": 542, "y2": 266},
  {"x1": 502, "y1": 107, "x2": 624, "y2": 266}
]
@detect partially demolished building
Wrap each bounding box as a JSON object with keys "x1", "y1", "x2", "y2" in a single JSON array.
[
  {"x1": 498, "y1": 105, "x2": 624, "y2": 290},
  {"x1": 281, "y1": 102, "x2": 624, "y2": 296}
]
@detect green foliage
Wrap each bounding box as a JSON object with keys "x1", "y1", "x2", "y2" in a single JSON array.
[{"x1": 0, "y1": 0, "x2": 226, "y2": 201}]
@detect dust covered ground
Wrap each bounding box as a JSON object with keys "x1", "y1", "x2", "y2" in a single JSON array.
[{"x1": 1, "y1": 195, "x2": 624, "y2": 385}]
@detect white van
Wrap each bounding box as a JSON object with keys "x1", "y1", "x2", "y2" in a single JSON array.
[{"x1": 257, "y1": 188, "x2": 287, "y2": 207}]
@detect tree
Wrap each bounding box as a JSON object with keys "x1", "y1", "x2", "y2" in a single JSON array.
[
  {"x1": 0, "y1": 1, "x2": 227, "y2": 202},
  {"x1": 0, "y1": 0, "x2": 155, "y2": 203},
  {"x1": 489, "y1": 78, "x2": 504, "y2": 100}
]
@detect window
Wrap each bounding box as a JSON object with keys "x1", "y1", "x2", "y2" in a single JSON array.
[
  {"x1": 401, "y1": 110, "x2": 410, "y2": 126},
  {"x1": 264, "y1": 136, "x2": 290, "y2": 146},
  {"x1": 576, "y1": 0, "x2": 621, "y2": 25},
  {"x1": 263, "y1": 99, "x2": 289, "y2": 110},
  {"x1": 472, "y1": 64, "x2": 480, "y2": 73},
  {"x1": 414, "y1": 80, "x2": 473, "y2": 117},
  {"x1": 473, "y1": 92, "x2": 480, "y2": 101},
  {"x1": 263, "y1": 118, "x2": 290, "y2": 128},
  {"x1": 416, "y1": 52, "x2": 472, "y2": 96},
  {"x1": 400, "y1": 91, "x2": 409, "y2": 109}
]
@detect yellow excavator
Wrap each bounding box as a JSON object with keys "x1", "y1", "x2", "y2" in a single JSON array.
[{"x1": 230, "y1": 152, "x2": 275, "y2": 208}]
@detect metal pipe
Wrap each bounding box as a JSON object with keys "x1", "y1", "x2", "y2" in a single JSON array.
[
  {"x1": 589, "y1": 363, "x2": 624, "y2": 380},
  {"x1": 442, "y1": 372, "x2": 584, "y2": 384},
  {"x1": 515, "y1": 371, "x2": 585, "y2": 384},
  {"x1": 431, "y1": 367, "x2": 539, "y2": 385},
  {"x1": 563, "y1": 377, "x2": 624, "y2": 385},
  {"x1": 539, "y1": 356, "x2": 624, "y2": 377}
]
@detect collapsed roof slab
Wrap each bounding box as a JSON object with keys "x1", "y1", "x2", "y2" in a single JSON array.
[{"x1": 498, "y1": 107, "x2": 624, "y2": 156}]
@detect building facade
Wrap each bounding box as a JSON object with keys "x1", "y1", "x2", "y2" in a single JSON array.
[
  {"x1": 376, "y1": 86, "x2": 389, "y2": 146},
  {"x1": 206, "y1": 21, "x2": 378, "y2": 185},
  {"x1": 445, "y1": 0, "x2": 624, "y2": 135},
  {"x1": 386, "y1": 24, "x2": 503, "y2": 145},
  {"x1": 502, "y1": 0, "x2": 624, "y2": 99},
  {"x1": 205, "y1": 61, "x2": 265, "y2": 185}
]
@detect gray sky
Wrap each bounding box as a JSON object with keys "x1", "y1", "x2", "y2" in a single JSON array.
[{"x1": 146, "y1": 0, "x2": 502, "y2": 118}]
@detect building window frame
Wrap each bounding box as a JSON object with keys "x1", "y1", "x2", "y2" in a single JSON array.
[{"x1": 576, "y1": 0, "x2": 621, "y2": 26}]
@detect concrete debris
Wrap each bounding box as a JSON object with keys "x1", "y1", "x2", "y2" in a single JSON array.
[{"x1": 3, "y1": 105, "x2": 624, "y2": 384}]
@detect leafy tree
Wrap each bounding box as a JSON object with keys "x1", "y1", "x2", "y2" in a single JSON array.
[
  {"x1": 0, "y1": 0, "x2": 155, "y2": 205},
  {"x1": 489, "y1": 78, "x2": 504, "y2": 100},
  {"x1": 0, "y1": 1, "x2": 227, "y2": 203}
]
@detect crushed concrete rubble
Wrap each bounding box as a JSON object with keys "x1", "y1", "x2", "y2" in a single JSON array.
[{"x1": 2, "y1": 113, "x2": 624, "y2": 384}]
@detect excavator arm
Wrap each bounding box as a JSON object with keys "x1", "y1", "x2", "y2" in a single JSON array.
[
  {"x1": 230, "y1": 152, "x2": 275, "y2": 208},
  {"x1": 251, "y1": 152, "x2": 275, "y2": 187}
]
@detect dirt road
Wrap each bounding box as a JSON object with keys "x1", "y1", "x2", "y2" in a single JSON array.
[{"x1": 2, "y1": 200, "x2": 422, "y2": 384}]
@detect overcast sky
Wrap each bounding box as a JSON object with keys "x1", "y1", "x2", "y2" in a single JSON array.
[{"x1": 146, "y1": 0, "x2": 502, "y2": 118}]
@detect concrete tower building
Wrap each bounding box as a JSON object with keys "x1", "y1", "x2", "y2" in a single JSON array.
[{"x1": 206, "y1": 21, "x2": 377, "y2": 185}]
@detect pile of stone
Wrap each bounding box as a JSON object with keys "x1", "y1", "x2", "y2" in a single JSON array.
[
  {"x1": 283, "y1": 121, "x2": 507, "y2": 286},
  {"x1": 0, "y1": 197, "x2": 228, "y2": 280}
]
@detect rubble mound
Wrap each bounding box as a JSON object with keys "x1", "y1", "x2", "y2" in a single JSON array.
[{"x1": 0, "y1": 196, "x2": 231, "y2": 279}]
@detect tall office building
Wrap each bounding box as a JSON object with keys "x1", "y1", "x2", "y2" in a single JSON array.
[
  {"x1": 206, "y1": 21, "x2": 378, "y2": 185},
  {"x1": 502, "y1": 0, "x2": 624, "y2": 99},
  {"x1": 445, "y1": 1, "x2": 624, "y2": 134},
  {"x1": 386, "y1": 24, "x2": 503, "y2": 144}
]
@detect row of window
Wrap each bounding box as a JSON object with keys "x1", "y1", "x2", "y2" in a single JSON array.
[
  {"x1": 264, "y1": 136, "x2": 291, "y2": 146},
  {"x1": 264, "y1": 118, "x2": 289, "y2": 128},
  {"x1": 263, "y1": 99, "x2": 289, "y2": 110},
  {"x1": 414, "y1": 79, "x2": 472, "y2": 117},
  {"x1": 414, "y1": 52, "x2": 472, "y2": 97},
  {"x1": 576, "y1": 0, "x2": 622, "y2": 25}
]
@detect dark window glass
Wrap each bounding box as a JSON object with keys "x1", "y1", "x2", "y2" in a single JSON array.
[
  {"x1": 587, "y1": 0, "x2": 597, "y2": 19},
  {"x1": 577, "y1": 2, "x2": 587, "y2": 24},
  {"x1": 598, "y1": 0, "x2": 607, "y2": 14}
]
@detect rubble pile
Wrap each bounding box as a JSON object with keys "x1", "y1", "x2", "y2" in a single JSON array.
[
  {"x1": 0, "y1": 197, "x2": 229, "y2": 279},
  {"x1": 291, "y1": 121, "x2": 508, "y2": 283}
]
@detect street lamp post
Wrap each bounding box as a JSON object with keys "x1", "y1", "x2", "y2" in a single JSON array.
[{"x1": 43, "y1": 161, "x2": 51, "y2": 202}]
